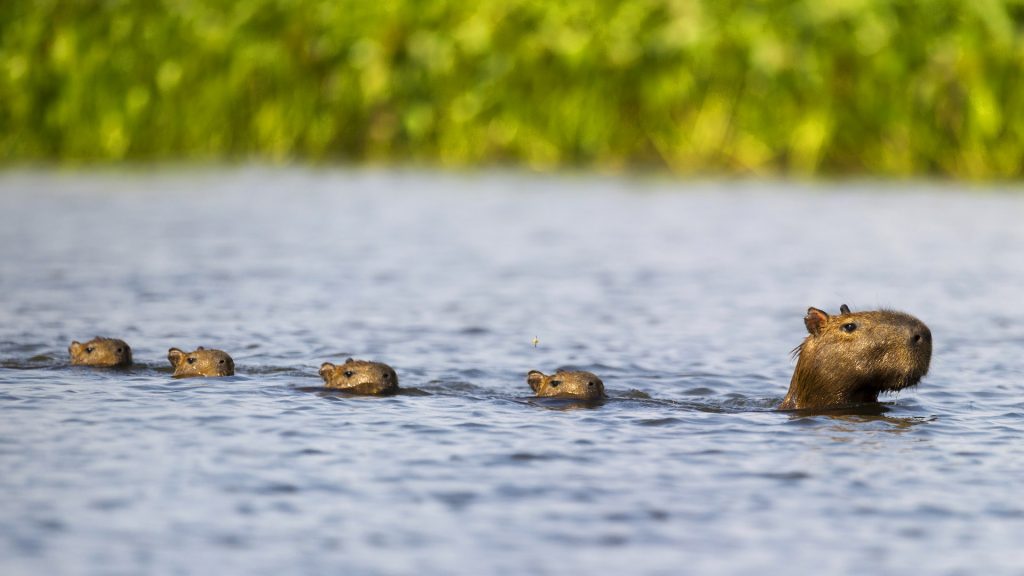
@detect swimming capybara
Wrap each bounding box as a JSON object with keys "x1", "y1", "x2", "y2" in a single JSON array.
[
  {"x1": 167, "y1": 347, "x2": 235, "y2": 378},
  {"x1": 527, "y1": 370, "x2": 606, "y2": 400},
  {"x1": 69, "y1": 337, "x2": 132, "y2": 367},
  {"x1": 780, "y1": 304, "x2": 932, "y2": 410},
  {"x1": 319, "y1": 358, "x2": 398, "y2": 395}
]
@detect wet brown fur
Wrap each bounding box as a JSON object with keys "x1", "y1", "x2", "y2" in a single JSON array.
[
  {"x1": 780, "y1": 305, "x2": 932, "y2": 410},
  {"x1": 319, "y1": 358, "x2": 398, "y2": 395},
  {"x1": 168, "y1": 346, "x2": 235, "y2": 378},
  {"x1": 69, "y1": 337, "x2": 132, "y2": 367},
  {"x1": 527, "y1": 370, "x2": 606, "y2": 400}
]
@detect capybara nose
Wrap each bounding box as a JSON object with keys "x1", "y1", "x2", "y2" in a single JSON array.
[{"x1": 910, "y1": 327, "x2": 931, "y2": 346}]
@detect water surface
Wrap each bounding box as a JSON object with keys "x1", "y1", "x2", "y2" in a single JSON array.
[{"x1": 1, "y1": 169, "x2": 1023, "y2": 575}]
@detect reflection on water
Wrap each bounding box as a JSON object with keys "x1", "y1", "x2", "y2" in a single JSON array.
[
  {"x1": 1, "y1": 169, "x2": 1023, "y2": 575},
  {"x1": 787, "y1": 409, "x2": 937, "y2": 437},
  {"x1": 295, "y1": 386, "x2": 432, "y2": 399},
  {"x1": 522, "y1": 397, "x2": 606, "y2": 411}
]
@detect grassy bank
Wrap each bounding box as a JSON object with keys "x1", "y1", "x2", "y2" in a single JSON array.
[{"x1": 2, "y1": 0, "x2": 1023, "y2": 177}]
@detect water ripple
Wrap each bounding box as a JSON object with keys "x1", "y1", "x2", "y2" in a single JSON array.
[{"x1": 1, "y1": 171, "x2": 1023, "y2": 575}]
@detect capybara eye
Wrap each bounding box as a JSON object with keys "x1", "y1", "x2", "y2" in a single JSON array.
[
  {"x1": 550, "y1": 380, "x2": 561, "y2": 387},
  {"x1": 383, "y1": 373, "x2": 390, "y2": 379},
  {"x1": 588, "y1": 381, "x2": 596, "y2": 387},
  {"x1": 187, "y1": 357, "x2": 196, "y2": 364},
  {"x1": 218, "y1": 359, "x2": 225, "y2": 364},
  {"x1": 116, "y1": 348, "x2": 123, "y2": 353},
  {"x1": 841, "y1": 323, "x2": 858, "y2": 333},
  {"x1": 85, "y1": 347, "x2": 94, "y2": 353},
  {"x1": 344, "y1": 370, "x2": 354, "y2": 378}
]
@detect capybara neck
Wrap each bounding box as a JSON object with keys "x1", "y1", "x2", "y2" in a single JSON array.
[
  {"x1": 168, "y1": 347, "x2": 235, "y2": 378},
  {"x1": 528, "y1": 370, "x2": 606, "y2": 400},
  {"x1": 69, "y1": 337, "x2": 132, "y2": 367},
  {"x1": 319, "y1": 358, "x2": 398, "y2": 395},
  {"x1": 780, "y1": 304, "x2": 931, "y2": 410}
]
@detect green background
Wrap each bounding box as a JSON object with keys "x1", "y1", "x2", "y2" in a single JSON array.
[{"x1": 2, "y1": 0, "x2": 1022, "y2": 178}]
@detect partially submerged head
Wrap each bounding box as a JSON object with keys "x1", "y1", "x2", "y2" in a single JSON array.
[
  {"x1": 319, "y1": 358, "x2": 399, "y2": 395},
  {"x1": 527, "y1": 369, "x2": 606, "y2": 400},
  {"x1": 780, "y1": 304, "x2": 932, "y2": 410},
  {"x1": 167, "y1": 346, "x2": 235, "y2": 378},
  {"x1": 69, "y1": 337, "x2": 132, "y2": 367}
]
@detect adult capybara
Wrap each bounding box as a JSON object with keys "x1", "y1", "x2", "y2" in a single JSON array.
[
  {"x1": 167, "y1": 347, "x2": 235, "y2": 378},
  {"x1": 319, "y1": 358, "x2": 398, "y2": 395},
  {"x1": 69, "y1": 337, "x2": 132, "y2": 367},
  {"x1": 780, "y1": 304, "x2": 931, "y2": 410},
  {"x1": 527, "y1": 369, "x2": 606, "y2": 400}
]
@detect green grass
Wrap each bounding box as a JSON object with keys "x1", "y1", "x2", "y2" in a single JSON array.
[{"x1": 3, "y1": 0, "x2": 1024, "y2": 178}]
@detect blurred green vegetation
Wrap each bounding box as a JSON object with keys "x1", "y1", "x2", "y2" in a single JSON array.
[{"x1": 2, "y1": 0, "x2": 1024, "y2": 177}]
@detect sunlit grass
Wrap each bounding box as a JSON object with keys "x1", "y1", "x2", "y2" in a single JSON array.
[{"x1": 1, "y1": 0, "x2": 1022, "y2": 178}]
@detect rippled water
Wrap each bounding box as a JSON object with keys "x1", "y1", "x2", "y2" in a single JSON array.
[{"x1": 1, "y1": 169, "x2": 1023, "y2": 575}]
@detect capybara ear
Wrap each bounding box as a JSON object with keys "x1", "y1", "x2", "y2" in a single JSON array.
[
  {"x1": 167, "y1": 348, "x2": 185, "y2": 368},
  {"x1": 839, "y1": 304, "x2": 851, "y2": 315},
  {"x1": 69, "y1": 341, "x2": 82, "y2": 356},
  {"x1": 527, "y1": 370, "x2": 546, "y2": 393},
  {"x1": 805, "y1": 307, "x2": 829, "y2": 336},
  {"x1": 319, "y1": 362, "x2": 336, "y2": 380},
  {"x1": 344, "y1": 357, "x2": 354, "y2": 364},
  {"x1": 197, "y1": 346, "x2": 206, "y2": 351}
]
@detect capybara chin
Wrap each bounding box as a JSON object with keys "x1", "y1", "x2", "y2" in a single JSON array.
[
  {"x1": 167, "y1": 346, "x2": 235, "y2": 378},
  {"x1": 527, "y1": 370, "x2": 606, "y2": 400},
  {"x1": 69, "y1": 337, "x2": 132, "y2": 367},
  {"x1": 319, "y1": 358, "x2": 398, "y2": 395},
  {"x1": 780, "y1": 304, "x2": 932, "y2": 410}
]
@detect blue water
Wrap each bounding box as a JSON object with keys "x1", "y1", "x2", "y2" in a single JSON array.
[{"x1": 1, "y1": 169, "x2": 1023, "y2": 575}]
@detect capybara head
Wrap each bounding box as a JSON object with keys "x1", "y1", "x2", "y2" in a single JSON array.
[
  {"x1": 780, "y1": 304, "x2": 932, "y2": 410},
  {"x1": 167, "y1": 347, "x2": 235, "y2": 378},
  {"x1": 527, "y1": 370, "x2": 606, "y2": 400},
  {"x1": 69, "y1": 337, "x2": 132, "y2": 367},
  {"x1": 319, "y1": 358, "x2": 398, "y2": 395}
]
